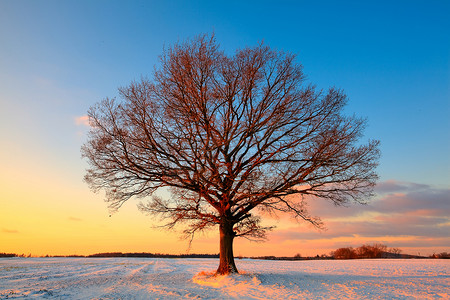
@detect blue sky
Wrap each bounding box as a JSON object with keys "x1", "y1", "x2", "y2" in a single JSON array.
[{"x1": 0, "y1": 0, "x2": 449, "y2": 256}]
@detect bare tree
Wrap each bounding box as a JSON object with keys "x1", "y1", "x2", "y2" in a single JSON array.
[
  {"x1": 82, "y1": 34, "x2": 379, "y2": 274},
  {"x1": 356, "y1": 243, "x2": 387, "y2": 258},
  {"x1": 331, "y1": 247, "x2": 357, "y2": 259},
  {"x1": 388, "y1": 247, "x2": 402, "y2": 257}
]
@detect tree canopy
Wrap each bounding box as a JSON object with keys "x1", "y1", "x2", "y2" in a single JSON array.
[{"x1": 82, "y1": 34, "x2": 379, "y2": 274}]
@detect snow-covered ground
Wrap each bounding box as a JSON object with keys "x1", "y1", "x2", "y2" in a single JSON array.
[{"x1": 0, "y1": 257, "x2": 448, "y2": 299}]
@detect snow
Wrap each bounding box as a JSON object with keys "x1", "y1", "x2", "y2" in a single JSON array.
[{"x1": 1, "y1": 258, "x2": 448, "y2": 299}]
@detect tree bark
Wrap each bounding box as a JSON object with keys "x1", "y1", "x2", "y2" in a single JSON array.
[{"x1": 216, "y1": 221, "x2": 238, "y2": 275}]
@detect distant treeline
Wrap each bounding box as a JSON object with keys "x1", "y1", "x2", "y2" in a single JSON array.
[
  {"x1": 1, "y1": 252, "x2": 219, "y2": 258},
  {"x1": 247, "y1": 256, "x2": 313, "y2": 261},
  {"x1": 330, "y1": 244, "x2": 450, "y2": 260},
  {"x1": 248, "y1": 245, "x2": 450, "y2": 260},
  {"x1": 331, "y1": 243, "x2": 395, "y2": 259},
  {"x1": 87, "y1": 252, "x2": 219, "y2": 258},
  {"x1": 0, "y1": 253, "x2": 17, "y2": 258},
  {"x1": 2, "y1": 249, "x2": 449, "y2": 259}
]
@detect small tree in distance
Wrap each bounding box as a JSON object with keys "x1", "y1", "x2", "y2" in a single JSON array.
[
  {"x1": 356, "y1": 243, "x2": 387, "y2": 259},
  {"x1": 388, "y1": 247, "x2": 402, "y2": 257},
  {"x1": 82, "y1": 34, "x2": 380, "y2": 274},
  {"x1": 331, "y1": 247, "x2": 357, "y2": 259}
]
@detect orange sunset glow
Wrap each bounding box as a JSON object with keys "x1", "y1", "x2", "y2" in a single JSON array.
[{"x1": 1, "y1": 165, "x2": 448, "y2": 257}]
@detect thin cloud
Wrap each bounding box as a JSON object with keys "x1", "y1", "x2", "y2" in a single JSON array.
[
  {"x1": 68, "y1": 217, "x2": 82, "y2": 222},
  {"x1": 2, "y1": 228, "x2": 19, "y2": 234},
  {"x1": 375, "y1": 180, "x2": 430, "y2": 194},
  {"x1": 373, "y1": 189, "x2": 449, "y2": 216},
  {"x1": 74, "y1": 115, "x2": 90, "y2": 127},
  {"x1": 268, "y1": 181, "x2": 450, "y2": 251},
  {"x1": 305, "y1": 180, "x2": 450, "y2": 219}
]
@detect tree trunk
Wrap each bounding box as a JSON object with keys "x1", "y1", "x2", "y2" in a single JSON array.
[{"x1": 216, "y1": 221, "x2": 238, "y2": 275}]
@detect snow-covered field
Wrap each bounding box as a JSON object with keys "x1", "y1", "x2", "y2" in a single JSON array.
[{"x1": 0, "y1": 257, "x2": 448, "y2": 299}]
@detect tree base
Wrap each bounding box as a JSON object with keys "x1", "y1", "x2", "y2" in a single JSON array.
[{"x1": 216, "y1": 264, "x2": 239, "y2": 275}]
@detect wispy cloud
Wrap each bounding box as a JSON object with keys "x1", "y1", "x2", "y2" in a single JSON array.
[
  {"x1": 74, "y1": 115, "x2": 90, "y2": 127},
  {"x1": 303, "y1": 180, "x2": 450, "y2": 220},
  {"x1": 2, "y1": 228, "x2": 19, "y2": 234},
  {"x1": 374, "y1": 180, "x2": 430, "y2": 194},
  {"x1": 68, "y1": 217, "x2": 82, "y2": 222},
  {"x1": 267, "y1": 180, "x2": 450, "y2": 253}
]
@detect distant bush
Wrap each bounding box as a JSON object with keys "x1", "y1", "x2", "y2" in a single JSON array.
[
  {"x1": 356, "y1": 243, "x2": 387, "y2": 259},
  {"x1": 331, "y1": 247, "x2": 357, "y2": 259},
  {"x1": 331, "y1": 244, "x2": 395, "y2": 259},
  {"x1": 430, "y1": 252, "x2": 450, "y2": 259}
]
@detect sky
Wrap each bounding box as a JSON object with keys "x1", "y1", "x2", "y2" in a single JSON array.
[{"x1": 1, "y1": 0, "x2": 449, "y2": 257}]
